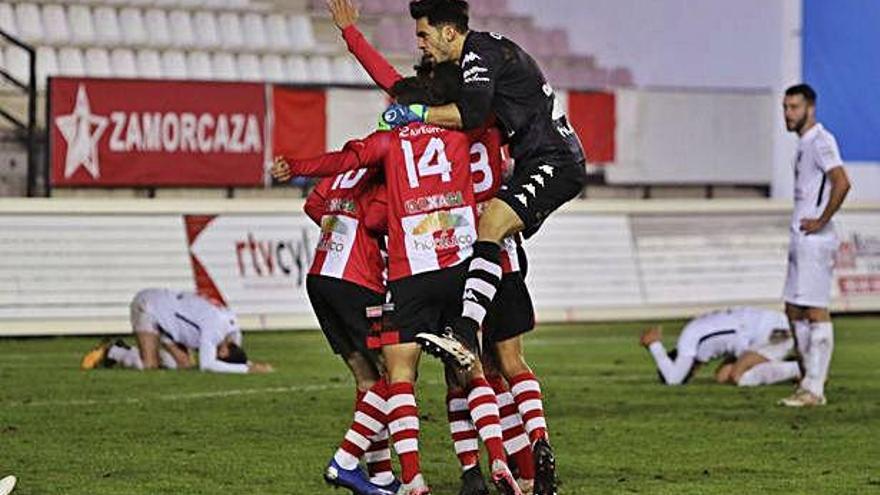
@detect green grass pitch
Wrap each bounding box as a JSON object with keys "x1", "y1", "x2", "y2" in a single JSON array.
[{"x1": 1, "y1": 318, "x2": 878, "y2": 494}]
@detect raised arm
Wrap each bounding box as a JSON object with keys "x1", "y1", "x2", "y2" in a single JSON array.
[
  {"x1": 329, "y1": 0, "x2": 403, "y2": 93},
  {"x1": 273, "y1": 131, "x2": 392, "y2": 178}
]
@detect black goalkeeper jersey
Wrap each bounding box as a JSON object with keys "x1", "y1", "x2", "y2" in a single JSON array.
[{"x1": 456, "y1": 31, "x2": 586, "y2": 165}]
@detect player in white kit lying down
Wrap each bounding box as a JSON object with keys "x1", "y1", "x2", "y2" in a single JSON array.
[
  {"x1": 639, "y1": 307, "x2": 801, "y2": 387},
  {"x1": 81, "y1": 289, "x2": 272, "y2": 374}
]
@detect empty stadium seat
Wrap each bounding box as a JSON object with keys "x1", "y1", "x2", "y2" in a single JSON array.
[
  {"x1": 192, "y1": 11, "x2": 220, "y2": 49},
  {"x1": 93, "y1": 7, "x2": 122, "y2": 45},
  {"x1": 265, "y1": 13, "x2": 290, "y2": 51},
  {"x1": 332, "y1": 56, "x2": 358, "y2": 84},
  {"x1": 186, "y1": 51, "x2": 213, "y2": 79},
  {"x1": 161, "y1": 50, "x2": 188, "y2": 79},
  {"x1": 241, "y1": 13, "x2": 267, "y2": 50},
  {"x1": 119, "y1": 8, "x2": 148, "y2": 45},
  {"x1": 168, "y1": 10, "x2": 196, "y2": 48},
  {"x1": 289, "y1": 15, "x2": 316, "y2": 52},
  {"x1": 57, "y1": 47, "x2": 86, "y2": 76},
  {"x1": 14, "y1": 3, "x2": 43, "y2": 43},
  {"x1": 286, "y1": 54, "x2": 309, "y2": 83},
  {"x1": 36, "y1": 46, "x2": 58, "y2": 88},
  {"x1": 308, "y1": 56, "x2": 332, "y2": 84},
  {"x1": 261, "y1": 54, "x2": 286, "y2": 82},
  {"x1": 217, "y1": 12, "x2": 244, "y2": 49},
  {"x1": 135, "y1": 49, "x2": 162, "y2": 78},
  {"x1": 144, "y1": 9, "x2": 171, "y2": 47},
  {"x1": 68, "y1": 5, "x2": 96, "y2": 44},
  {"x1": 4, "y1": 46, "x2": 30, "y2": 84},
  {"x1": 41, "y1": 4, "x2": 70, "y2": 44},
  {"x1": 0, "y1": 4, "x2": 17, "y2": 37},
  {"x1": 211, "y1": 52, "x2": 238, "y2": 80},
  {"x1": 84, "y1": 48, "x2": 113, "y2": 77},
  {"x1": 237, "y1": 53, "x2": 262, "y2": 81},
  {"x1": 110, "y1": 48, "x2": 138, "y2": 78}
]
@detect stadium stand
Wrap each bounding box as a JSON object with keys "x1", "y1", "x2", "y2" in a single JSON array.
[
  {"x1": 0, "y1": 0, "x2": 626, "y2": 86},
  {"x1": 0, "y1": 0, "x2": 635, "y2": 197}
]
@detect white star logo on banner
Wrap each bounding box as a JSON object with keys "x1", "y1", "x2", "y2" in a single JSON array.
[{"x1": 55, "y1": 84, "x2": 108, "y2": 179}]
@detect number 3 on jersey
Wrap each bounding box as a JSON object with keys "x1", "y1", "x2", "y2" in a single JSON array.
[{"x1": 401, "y1": 137, "x2": 452, "y2": 188}]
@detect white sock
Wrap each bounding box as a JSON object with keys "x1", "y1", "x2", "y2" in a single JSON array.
[
  {"x1": 737, "y1": 361, "x2": 801, "y2": 387},
  {"x1": 793, "y1": 320, "x2": 811, "y2": 357},
  {"x1": 159, "y1": 349, "x2": 178, "y2": 369},
  {"x1": 802, "y1": 322, "x2": 833, "y2": 397},
  {"x1": 107, "y1": 345, "x2": 143, "y2": 370}
]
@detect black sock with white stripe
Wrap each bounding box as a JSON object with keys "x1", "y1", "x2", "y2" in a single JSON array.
[{"x1": 458, "y1": 241, "x2": 503, "y2": 340}]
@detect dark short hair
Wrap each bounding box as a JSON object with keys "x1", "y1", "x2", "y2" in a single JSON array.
[
  {"x1": 785, "y1": 84, "x2": 817, "y2": 105},
  {"x1": 220, "y1": 343, "x2": 248, "y2": 364},
  {"x1": 392, "y1": 61, "x2": 462, "y2": 106},
  {"x1": 410, "y1": 0, "x2": 469, "y2": 33}
]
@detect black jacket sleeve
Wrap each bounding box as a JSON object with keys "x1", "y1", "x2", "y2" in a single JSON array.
[{"x1": 456, "y1": 35, "x2": 502, "y2": 130}]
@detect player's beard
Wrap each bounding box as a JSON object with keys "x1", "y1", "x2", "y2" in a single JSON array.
[{"x1": 787, "y1": 114, "x2": 808, "y2": 134}]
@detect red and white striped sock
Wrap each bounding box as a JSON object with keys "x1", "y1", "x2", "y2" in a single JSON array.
[
  {"x1": 509, "y1": 372, "x2": 548, "y2": 444},
  {"x1": 387, "y1": 381, "x2": 421, "y2": 483},
  {"x1": 333, "y1": 379, "x2": 389, "y2": 470},
  {"x1": 447, "y1": 388, "x2": 480, "y2": 471},
  {"x1": 488, "y1": 375, "x2": 535, "y2": 480},
  {"x1": 467, "y1": 377, "x2": 506, "y2": 464},
  {"x1": 365, "y1": 429, "x2": 394, "y2": 486}
]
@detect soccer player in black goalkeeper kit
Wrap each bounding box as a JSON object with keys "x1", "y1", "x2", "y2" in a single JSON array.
[{"x1": 379, "y1": 1, "x2": 587, "y2": 493}]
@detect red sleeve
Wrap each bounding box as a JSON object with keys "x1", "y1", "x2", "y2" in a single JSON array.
[
  {"x1": 304, "y1": 177, "x2": 332, "y2": 225},
  {"x1": 342, "y1": 25, "x2": 403, "y2": 94},
  {"x1": 363, "y1": 184, "x2": 388, "y2": 235},
  {"x1": 288, "y1": 131, "x2": 391, "y2": 177}
]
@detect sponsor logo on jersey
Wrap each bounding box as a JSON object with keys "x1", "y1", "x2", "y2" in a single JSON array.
[
  {"x1": 404, "y1": 192, "x2": 465, "y2": 215},
  {"x1": 409, "y1": 211, "x2": 475, "y2": 252},
  {"x1": 462, "y1": 51, "x2": 482, "y2": 65},
  {"x1": 325, "y1": 198, "x2": 357, "y2": 215}
]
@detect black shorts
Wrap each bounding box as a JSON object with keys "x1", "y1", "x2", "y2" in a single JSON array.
[
  {"x1": 386, "y1": 264, "x2": 478, "y2": 349},
  {"x1": 497, "y1": 153, "x2": 588, "y2": 239},
  {"x1": 483, "y1": 272, "x2": 535, "y2": 344},
  {"x1": 306, "y1": 275, "x2": 384, "y2": 358}
]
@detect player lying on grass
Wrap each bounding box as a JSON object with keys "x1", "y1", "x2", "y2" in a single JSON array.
[
  {"x1": 639, "y1": 307, "x2": 800, "y2": 387},
  {"x1": 272, "y1": 64, "x2": 522, "y2": 495},
  {"x1": 326, "y1": 2, "x2": 552, "y2": 492},
  {"x1": 81, "y1": 289, "x2": 273, "y2": 374}
]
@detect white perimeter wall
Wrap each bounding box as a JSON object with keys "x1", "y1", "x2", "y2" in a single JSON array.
[{"x1": 2, "y1": 199, "x2": 879, "y2": 336}]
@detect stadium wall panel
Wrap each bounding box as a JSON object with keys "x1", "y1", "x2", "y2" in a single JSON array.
[{"x1": 2, "y1": 199, "x2": 879, "y2": 336}]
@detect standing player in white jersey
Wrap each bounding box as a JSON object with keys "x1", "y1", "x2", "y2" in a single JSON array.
[
  {"x1": 778, "y1": 84, "x2": 850, "y2": 407},
  {"x1": 81, "y1": 289, "x2": 273, "y2": 374},
  {"x1": 639, "y1": 307, "x2": 800, "y2": 387}
]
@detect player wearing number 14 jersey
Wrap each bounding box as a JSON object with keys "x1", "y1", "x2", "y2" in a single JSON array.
[{"x1": 276, "y1": 66, "x2": 523, "y2": 495}]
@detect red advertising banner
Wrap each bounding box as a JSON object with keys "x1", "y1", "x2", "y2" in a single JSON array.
[
  {"x1": 568, "y1": 91, "x2": 616, "y2": 164},
  {"x1": 272, "y1": 86, "x2": 327, "y2": 160},
  {"x1": 49, "y1": 78, "x2": 268, "y2": 187}
]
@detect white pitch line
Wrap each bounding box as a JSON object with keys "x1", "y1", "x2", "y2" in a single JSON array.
[{"x1": 5, "y1": 383, "x2": 350, "y2": 408}]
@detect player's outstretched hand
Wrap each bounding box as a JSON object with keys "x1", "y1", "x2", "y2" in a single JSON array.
[
  {"x1": 248, "y1": 362, "x2": 274, "y2": 374},
  {"x1": 380, "y1": 103, "x2": 427, "y2": 130},
  {"x1": 640, "y1": 326, "x2": 663, "y2": 347},
  {"x1": 799, "y1": 217, "x2": 826, "y2": 235},
  {"x1": 328, "y1": 0, "x2": 359, "y2": 30},
  {"x1": 270, "y1": 157, "x2": 292, "y2": 183}
]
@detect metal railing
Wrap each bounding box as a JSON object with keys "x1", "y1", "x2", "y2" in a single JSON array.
[{"x1": 0, "y1": 29, "x2": 39, "y2": 197}]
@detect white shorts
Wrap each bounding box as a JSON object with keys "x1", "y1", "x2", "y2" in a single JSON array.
[
  {"x1": 783, "y1": 232, "x2": 838, "y2": 308},
  {"x1": 130, "y1": 294, "x2": 160, "y2": 335}
]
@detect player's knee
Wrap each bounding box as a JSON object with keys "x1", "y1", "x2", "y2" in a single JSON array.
[{"x1": 479, "y1": 200, "x2": 523, "y2": 241}]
